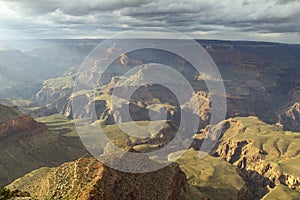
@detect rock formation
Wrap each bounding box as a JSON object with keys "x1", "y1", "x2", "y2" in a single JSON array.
[
  {"x1": 214, "y1": 117, "x2": 300, "y2": 198},
  {"x1": 8, "y1": 157, "x2": 190, "y2": 200}
]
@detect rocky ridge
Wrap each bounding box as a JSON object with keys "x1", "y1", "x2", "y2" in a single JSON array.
[
  {"x1": 0, "y1": 114, "x2": 47, "y2": 139},
  {"x1": 213, "y1": 117, "x2": 300, "y2": 199},
  {"x1": 7, "y1": 157, "x2": 194, "y2": 200},
  {"x1": 0, "y1": 105, "x2": 87, "y2": 187}
]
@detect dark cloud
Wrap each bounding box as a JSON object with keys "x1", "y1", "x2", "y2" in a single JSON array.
[
  {"x1": 276, "y1": 0, "x2": 298, "y2": 5},
  {"x1": 1, "y1": 0, "x2": 152, "y2": 15},
  {"x1": 0, "y1": 0, "x2": 299, "y2": 43}
]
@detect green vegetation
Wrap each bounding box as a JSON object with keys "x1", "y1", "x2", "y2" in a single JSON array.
[
  {"x1": 0, "y1": 113, "x2": 88, "y2": 187},
  {"x1": 175, "y1": 149, "x2": 246, "y2": 200},
  {"x1": 223, "y1": 116, "x2": 300, "y2": 177},
  {"x1": 0, "y1": 104, "x2": 22, "y2": 122},
  {"x1": 36, "y1": 114, "x2": 78, "y2": 137},
  {"x1": 262, "y1": 184, "x2": 300, "y2": 200},
  {"x1": 42, "y1": 75, "x2": 74, "y2": 90},
  {"x1": 7, "y1": 167, "x2": 53, "y2": 193},
  {"x1": 35, "y1": 114, "x2": 89, "y2": 155},
  {"x1": 35, "y1": 114, "x2": 300, "y2": 198},
  {"x1": 0, "y1": 187, "x2": 30, "y2": 200},
  {"x1": 0, "y1": 99, "x2": 41, "y2": 113},
  {"x1": 0, "y1": 99, "x2": 34, "y2": 108},
  {"x1": 102, "y1": 120, "x2": 168, "y2": 148},
  {"x1": 36, "y1": 114, "x2": 173, "y2": 154}
]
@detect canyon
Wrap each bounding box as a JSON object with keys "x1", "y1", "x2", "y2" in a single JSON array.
[{"x1": 0, "y1": 39, "x2": 299, "y2": 199}]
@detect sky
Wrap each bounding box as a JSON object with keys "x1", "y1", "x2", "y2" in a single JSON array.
[{"x1": 0, "y1": 0, "x2": 299, "y2": 43}]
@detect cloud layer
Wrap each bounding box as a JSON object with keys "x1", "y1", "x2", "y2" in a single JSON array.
[{"x1": 0, "y1": 0, "x2": 299, "y2": 43}]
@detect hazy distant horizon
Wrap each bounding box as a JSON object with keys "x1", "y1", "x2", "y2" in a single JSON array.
[{"x1": 1, "y1": 37, "x2": 299, "y2": 52}]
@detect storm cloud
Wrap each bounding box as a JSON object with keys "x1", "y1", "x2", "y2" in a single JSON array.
[{"x1": 0, "y1": 0, "x2": 299, "y2": 43}]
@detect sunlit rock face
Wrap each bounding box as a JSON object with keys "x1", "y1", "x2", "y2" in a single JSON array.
[{"x1": 8, "y1": 157, "x2": 189, "y2": 200}]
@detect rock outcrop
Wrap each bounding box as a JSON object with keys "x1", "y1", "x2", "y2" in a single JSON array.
[
  {"x1": 0, "y1": 105, "x2": 87, "y2": 187},
  {"x1": 8, "y1": 157, "x2": 189, "y2": 200},
  {"x1": 0, "y1": 115, "x2": 48, "y2": 138},
  {"x1": 214, "y1": 117, "x2": 300, "y2": 199},
  {"x1": 278, "y1": 102, "x2": 300, "y2": 131}
]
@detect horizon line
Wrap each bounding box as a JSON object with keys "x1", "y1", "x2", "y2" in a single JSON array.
[{"x1": 1, "y1": 38, "x2": 299, "y2": 45}]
